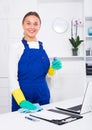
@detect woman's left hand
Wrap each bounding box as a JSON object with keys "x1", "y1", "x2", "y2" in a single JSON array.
[{"x1": 52, "y1": 57, "x2": 62, "y2": 70}]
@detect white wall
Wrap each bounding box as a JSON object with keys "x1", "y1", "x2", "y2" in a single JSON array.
[
  {"x1": 37, "y1": 1, "x2": 84, "y2": 57},
  {"x1": 48, "y1": 59, "x2": 86, "y2": 103},
  {"x1": 84, "y1": 0, "x2": 92, "y2": 16}
]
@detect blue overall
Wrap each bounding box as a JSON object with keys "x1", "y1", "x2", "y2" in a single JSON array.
[{"x1": 12, "y1": 39, "x2": 50, "y2": 111}]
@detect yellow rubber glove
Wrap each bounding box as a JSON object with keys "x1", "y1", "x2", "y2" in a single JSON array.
[
  {"x1": 12, "y1": 88, "x2": 37, "y2": 110},
  {"x1": 47, "y1": 66, "x2": 56, "y2": 76},
  {"x1": 47, "y1": 57, "x2": 62, "y2": 76}
]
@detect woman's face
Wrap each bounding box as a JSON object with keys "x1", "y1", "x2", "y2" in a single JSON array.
[{"x1": 22, "y1": 15, "x2": 41, "y2": 40}]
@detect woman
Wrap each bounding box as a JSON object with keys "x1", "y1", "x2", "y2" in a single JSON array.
[{"x1": 8, "y1": 11, "x2": 62, "y2": 112}]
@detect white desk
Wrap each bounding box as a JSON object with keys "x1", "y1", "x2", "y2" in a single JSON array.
[{"x1": 0, "y1": 98, "x2": 92, "y2": 130}]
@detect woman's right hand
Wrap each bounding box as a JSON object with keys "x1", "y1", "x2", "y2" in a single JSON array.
[{"x1": 19, "y1": 100, "x2": 43, "y2": 113}]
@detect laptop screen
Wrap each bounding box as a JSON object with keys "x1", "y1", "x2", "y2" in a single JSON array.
[{"x1": 80, "y1": 81, "x2": 92, "y2": 114}]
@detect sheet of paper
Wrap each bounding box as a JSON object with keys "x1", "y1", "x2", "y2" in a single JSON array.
[{"x1": 29, "y1": 109, "x2": 69, "y2": 120}]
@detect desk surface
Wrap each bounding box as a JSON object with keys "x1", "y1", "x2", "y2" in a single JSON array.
[{"x1": 0, "y1": 98, "x2": 92, "y2": 130}]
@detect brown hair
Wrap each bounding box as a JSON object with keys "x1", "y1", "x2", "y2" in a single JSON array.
[{"x1": 22, "y1": 11, "x2": 41, "y2": 24}]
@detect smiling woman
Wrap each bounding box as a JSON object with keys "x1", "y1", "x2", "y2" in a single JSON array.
[
  {"x1": 22, "y1": 12, "x2": 41, "y2": 41},
  {"x1": 8, "y1": 11, "x2": 62, "y2": 112},
  {"x1": 52, "y1": 17, "x2": 68, "y2": 34}
]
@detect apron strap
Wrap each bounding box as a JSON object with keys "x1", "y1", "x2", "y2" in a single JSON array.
[
  {"x1": 21, "y1": 39, "x2": 29, "y2": 49},
  {"x1": 38, "y1": 41, "x2": 43, "y2": 49}
]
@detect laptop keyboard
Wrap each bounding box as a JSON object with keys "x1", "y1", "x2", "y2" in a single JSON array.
[
  {"x1": 48, "y1": 109, "x2": 80, "y2": 117},
  {"x1": 68, "y1": 104, "x2": 82, "y2": 111}
]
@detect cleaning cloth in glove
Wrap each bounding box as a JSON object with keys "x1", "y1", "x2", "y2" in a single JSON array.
[
  {"x1": 18, "y1": 103, "x2": 43, "y2": 113},
  {"x1": 19, "y1": 100, "x2": 37, "y2": 110}
]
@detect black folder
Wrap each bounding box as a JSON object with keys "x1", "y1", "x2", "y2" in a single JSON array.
[{"x1": 30, "y1": 111, "x2": 83, "y2": 125}]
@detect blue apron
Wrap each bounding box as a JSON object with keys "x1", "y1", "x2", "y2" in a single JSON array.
[{"x1": 12, "y1": 39, "x2": 50, "y2": 111}]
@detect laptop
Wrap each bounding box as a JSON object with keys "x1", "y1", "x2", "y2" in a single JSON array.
[{"x1": 49, "y1": 81, "x2": 92, "y2": 115}]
